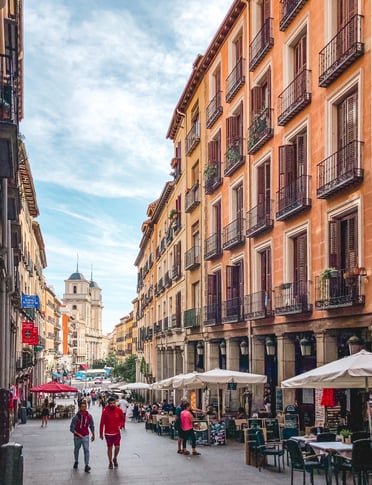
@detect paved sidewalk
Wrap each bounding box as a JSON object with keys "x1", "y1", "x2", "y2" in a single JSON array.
[{"x1": 11, "y1": 404, "x2": 330, "y2": 485}]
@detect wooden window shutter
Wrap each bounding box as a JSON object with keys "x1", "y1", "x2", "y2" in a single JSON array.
[
  {"x1": 208, "y1": 274, "x2": 216, "y2": 305},
  {"x1": 296, "y1": 133, "x2": 307, "y2": 176},
  {"x1": 176, "y1": 141, "x2": 181, "y2": 158},
  {"x1": 226, "y1": 265, "x2": 234, "y2": 300},
  {"x1": 251, "y1": 86, "x2": 263, "y2": 117},
  {"x1": 263, "y1": 0, "x2": 271, "y2": 20},
  {"x1": 208, "y1": 140, "x2": 218, "y2": 163},
  {"x1": 328, "y1": 220, "x2": 339, "y2": 268},
  {"x1": 346, "y1": 215, "x2": 358, "y2": 269},
  {"x1": 279, "y1": 145, "x2": 295, "y2": 189},
  {"x1": 295, "y1": 233, "x2": 307, "y2": 283},
  {"x1": 265, "y1": 67, "x2": 271, "y2": 109}
]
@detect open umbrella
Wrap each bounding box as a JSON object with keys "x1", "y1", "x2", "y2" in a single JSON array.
[
  {"x1": 119, "y1": 382, "x2": 150, "y2": 390},
  {"x1": 281, "y1": 349, "x2": 372, "y2": 433},
  {"x1": 30, "y1": 382, "x2": 78, "y2": 393}
]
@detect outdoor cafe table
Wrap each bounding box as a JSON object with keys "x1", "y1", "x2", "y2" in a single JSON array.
[
  {"x1": 310, "y1": 441, "x2": 353, "y2": 485},
  {"x1": 290, "y1": 435, "x2": 317, "y2": 445}
]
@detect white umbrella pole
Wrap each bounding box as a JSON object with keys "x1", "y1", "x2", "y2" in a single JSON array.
[{"x1": 217, "y1": 385, "x2": 220, "y2": 421}]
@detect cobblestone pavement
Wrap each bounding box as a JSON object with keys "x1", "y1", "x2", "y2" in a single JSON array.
[{"x1": 11, "y1": 402, "x2": 332, "y2": 485}]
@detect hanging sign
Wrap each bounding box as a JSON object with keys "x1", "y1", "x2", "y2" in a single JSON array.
[
  {"x1": 22, "y1": 321, "x2": 34, "y2": 343},
  {"x1": 21, "y1": 294, "x2": 40, "y2": 309}
]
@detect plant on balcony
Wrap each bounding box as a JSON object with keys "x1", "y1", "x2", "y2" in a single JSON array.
[
  {"x1": 319, "y1": 267, "x2": 338, "y2": 281},
  {"x1": 204, "y1": 164, "x2": 217, "y2": 180},
  {"x1": 226, "y1": 145, "x2": 241, "y2": 164},
  {"x1": 169, "y1": 209, "x2": 178, "y2": 220}
]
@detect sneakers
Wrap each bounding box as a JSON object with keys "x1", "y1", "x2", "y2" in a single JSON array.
[
  {"x1": 73, "y1": 462, "x2": 78, "y2": 469},
  {"x1": 113, "y1": 458, "x2": 118, "y2": 468},
  {"x1": 84, "y1": 465, "x2": 91, "y2": 473},
  {"x1": 108, "y1": 462, "x2": 113, "y2": 469}
]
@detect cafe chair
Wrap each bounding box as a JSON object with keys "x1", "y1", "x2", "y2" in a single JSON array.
[
  {"x1": 157, "y1": 416, "x2": 170, "y2": 436},
  {"x1": 281, "y1": 427, "x2": 300, "y2": 465},
  {"x1": 350, "y1": 431, "x2": 370, "y2": 443},
  {"x1": 287, "y1": 439, "x2": 325, "y2": 485},
  {"x1": 311, "y1": 426, "x2": 329, "y2": 435},
  {"x1": 316, "y1": 432, "x2": 337, "y2": 442},
  {"x1": 255, "y1": 429, "x2": 285, "y2": 472},
  {"x1": 333, "y1": 438, "x2": 372, "y2": 485}
]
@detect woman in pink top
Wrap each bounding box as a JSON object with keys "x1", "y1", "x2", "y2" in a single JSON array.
[{"x1": 180, "y1": 402, "x2": 201, "y2": 455}]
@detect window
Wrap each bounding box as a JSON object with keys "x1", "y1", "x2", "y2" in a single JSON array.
[
  {"x1": 225, "y1": 261, "x2": 244, "y2": 321},
  {"x1": 251, "y1": 68, "x2": 271, "y2": 118},
  {"x1": 73, "y1": 286, "x2": 77, "y2": 294},
  {"x1": 329, "y1": 210, "x2": 358, "y2": 271}
]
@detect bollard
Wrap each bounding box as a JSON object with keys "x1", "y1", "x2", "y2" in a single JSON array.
[{"x1": 0, "y1": 442, "x2": 23, "y2": 485}]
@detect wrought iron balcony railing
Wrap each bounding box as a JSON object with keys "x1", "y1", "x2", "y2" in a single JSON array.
[
  {"x1": 203, "y1": 303, "x2": 222, "y2": 326},
  {"x1": 246, "y1": 199, "x2": 274, "y2": 237},
  {"x1": 315, "y1": 269, "x2": 365, "y2": 309},
  {"x1": 244, "y1": 290, "x2": 274, "y2": 319},
  {"x1": 317, "y1": 141, "x2": 364, "y2": 199},
  {"x1": 226, "y1": 58, "x2": 245, "y2": 103},
  {"x1": 249, "y1": 18, "x2": 274, "y2": 71},
  {"x1": 222, "y1": 216, "x2": 245, "y2": 250},
  {"x1": 224, "y1": 138, "x2": 245, "y2": 176},
  {"x1": 184, "y1": 246, "x2": 200, "y2": 270},
  {"x1": 248, "y1": 107, "x2": 274, "y2": 154},
  {"x1": 185, "y1": 183, "x2": 200, "y2": 213},
  {"x1": 319, "y1": 15, "x2": 364, "y2": 88},
  {"x1": 204, "y1": 233, "x2": 222, "y2": 261},
  {"x1": 274, "y1": 280, "x2": 312, "y2": 315},
  {"x1": 279, "y1": 0, "x2": 307, "y2": 31},
  {"x1": 222, "y1": 297, "x2": 243, "y2": 323},
  {"x1": 278, "y1": 69, "x2": 311, "y2": 126},
  {"x1": 183, "y1": 308, "x2": 201, "y2": 329},
  {"x1": 0, "y1": 54, "x2": 17, "y2": 124},
  {"x1": 205, "y1": 163, "x2": 223, "y2": 194},
  {"x1": 185, "y1": 121, "x2": 200, "y2": 155},
  {"x1": 206, "y1": 91, "x2": 223, "y2": 128},
  {"x1": 172, "y1": 263, "x2": 181, "y2": 281},
  {"x1": 276, "y1": 175, "x2": 311, "y2": 221}
]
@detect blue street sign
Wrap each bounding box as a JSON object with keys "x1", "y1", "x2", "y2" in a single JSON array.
[{"x1": 21, "y1": 294, "x2": 40, "y2": 309}]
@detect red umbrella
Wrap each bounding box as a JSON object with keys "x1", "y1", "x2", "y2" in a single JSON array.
[{"x1": 30, "y1": 382, "x2": 78, "y2": 393}]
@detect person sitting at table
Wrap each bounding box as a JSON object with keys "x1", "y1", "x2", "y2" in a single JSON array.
[
  {"x1": 206, "y1": 405, "x2": 216, "y2": 418},
  {"x1": 236, "y1": 407, "x2": 247, "y2": 419}
]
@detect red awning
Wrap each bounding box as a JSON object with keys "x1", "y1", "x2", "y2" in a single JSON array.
[{"x1": 320, "y1": 388, "x2": 336, "y2": 407}]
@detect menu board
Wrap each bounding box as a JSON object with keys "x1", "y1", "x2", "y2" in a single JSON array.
[
  {"x1": 276, "y1": 387, "x2": 283, "y2": 411},
  {"x1": 265, "y1": 418, "x2": 280, "y2": 441},
  {"x1": 194, "y1": 420, "x2": 209, "y2": 446},
  {"x1": 314, "y1": 388, "x2": 325, "y2": 425},
  {"x1": 248, "y1": 418, "x2": 264, "y2": 429}
]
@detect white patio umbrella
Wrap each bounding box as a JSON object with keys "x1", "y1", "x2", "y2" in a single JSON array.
[
  {"x1": 281, "y1": 349, "x2": 372, "y2": 433},
  {"x1": 119, "y1": 382, "x2": 150, "y2": 390}
]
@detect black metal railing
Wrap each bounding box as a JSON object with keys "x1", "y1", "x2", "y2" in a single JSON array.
[
  {"x1": 184, "y1": 246, "x2": 200, "y2": 270},
  {"x1": 276, "y1": 175, "x2": 311, "y2": 221},
  {"x1": 172, "y1": 263, "x2": 181, "y2": 281},
  {"x1": 249, "y1": 18, "x2": 274, "y2": 71},
  {"x1": 319, "y1": 15, "x2": 364, "y2": 87},
  {"x1": 278, "y1": 69, "x2": 311, "y2": 126},
  {"x1": 315, "y1": 269, "x2": 365, "y2": 309},
  {"x1": 204, "y1": 233, "x2": 222, "y2": 260},
  {"x1": 246, "y1": 199, "x2": 274, "y2": 237},
  {"x1": 248, "y1": 107, "x2": 274, "y2": 154},
  {"x1": 185, "y1": 121, "x2": 200, "y2": 155},
  {"x1": 224, "y1": 138, "x2": 245, "y2": 176},
  {"x1": 317, "y1": 141, "x2": 364, "y2": 198},
  {"x1": 274, "y1": 280, "x2": 312, "y2": 315},
  {"x1": 0, "y1": 54, "x2": 17, "y2": 124},
  {"x1": 203, "y1": 303, "x2": 222, "y2": 326},
  {"x1": 206, "y1": 91, "x2": 223, "y2": 128},
  {"x1": 205, "y1": 163, "x2": 223, "y2": 194},
  {"x1": 222, "y1": 297, "x2": 243, "y2": 323},
  {"x1": 222, "y1": 216, "x2": 245, "y2": 249},
  {"x1": 183, "y1": 308, "x2": 201, "y2": 329},
  {"x1": 185, "y1": 183, "x2": 200, "y2": 213},
  {"x1": 279, "y1": 0, "x2": 307, "y2": 31},
  {"x1": 244, "y1": 290, "x2": 274, "y2": 319},
  {"x1": 226, "y1": 58, "x2": 245, "y2": 103}
]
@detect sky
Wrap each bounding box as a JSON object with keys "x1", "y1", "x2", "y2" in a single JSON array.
[{"x1": 22, "y1": 0, "x2": 230, "y2": 333}]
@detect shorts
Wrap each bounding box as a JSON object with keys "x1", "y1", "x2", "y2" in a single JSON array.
[{"x1": 105, "y1": 433, "x2": 121, "y2": 447}]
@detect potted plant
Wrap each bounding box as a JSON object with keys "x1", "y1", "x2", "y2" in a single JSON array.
[
  {"x1": 204, "y1": 164, "x2": 217, "y2": 180},
  {"x1": 169, "y1": 209, "x2": 178, "y2": 220},
  {"x1": 320, "y1": 267, "x2": 338, "y2": 281},
  {"x1": 339, "y1": 429, "x2": 351, "y2": 443},
  {"x1": 226, "y1": 145, "x2": 241, "y2": 164}
]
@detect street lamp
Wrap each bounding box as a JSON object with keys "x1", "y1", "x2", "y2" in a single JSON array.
[
  {"x1": 240, "y1": 340, "x2": 248, "y2": 356},
  {"x1": 299, "y1": 336, "x2": 313, "y2": 357},
  {"x1": 265, "y1": 336, "x2": 276, "y2": 356},
  {"x1": 347, "y1": 335, "x2": 363, "y2": 355},
  {"x1": 196, "y1": 341, "x2": 204, "y2": 356},
  {"x1": 219, "y1": 340, "x2": 226, "y2": 356}
]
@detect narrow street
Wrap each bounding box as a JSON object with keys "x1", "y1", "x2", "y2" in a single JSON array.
[{"x1": 11, "y1": 400, "x2": 331, "y2": 485}]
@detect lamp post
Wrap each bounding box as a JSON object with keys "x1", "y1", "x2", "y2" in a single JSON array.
[
  {"x1": 239, "y1": 339, "x2": 249, "y2": 372},
  {"x1": 299, "y1": 336, "x2": 313, "y2": 357},
  {"x1": 196, "y1": 341, "x2": 204, "y2": 370},
  {"x1": 219, "y1": 340, "x2": 226, "y2": 369},
  {"x1": 265, "y1": 336, "x2": 276, "y2": 356},
  {"x1": 347, "y1": 335, "x2": 363, "y2": 355}
]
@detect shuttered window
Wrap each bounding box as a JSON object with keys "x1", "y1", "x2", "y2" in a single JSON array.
[
  {"x1": 251, "y1": 68, "x2": 271, "y2": 118},
  {"x1": 260, "y1": 247, "x2": 272, "y2": 292},
  {"x1": 294, "y1": 233, "x2": 307, "y2": 283},
  {"x1": 338, "y1": 0, "x2": 356, "y2": 28},
  {"x1": 338, "y1": 91, "x2": 357, "y2": 149},
  {"x1": 328, "y1": 212, "x2": 358, "y2": 270}
]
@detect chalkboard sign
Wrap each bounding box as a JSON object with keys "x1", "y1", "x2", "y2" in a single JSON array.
[
  {"x1": 284, "y1": 413, "x2": 299, "y2": 429},
  {"x1": 276, "y1": 387, "x2": 283, "y2": 411},
  {"x1": 265, "y1": 418, "x2": 280, "y2": 441},
  {"x1": 227, "y1": 382, "x2": 237, "y2": 390},
  {"x1": 194, "y1": 420, "x2": 209, "y2": 445},
  {"x1": 248, "y1": 418, "x2": 263, "y2": 429}
]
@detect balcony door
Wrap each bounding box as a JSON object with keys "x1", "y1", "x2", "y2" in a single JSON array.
[
  {"x1": 329, "y1": 211, "x2": 358, "y2": 271},
  {"x1": 293, "y1": 232, "x2": 308, "y2": 303},
  {"x1": 337, "y1": 90, "x2": 357, "y2": 173},
  {"x1": 257, "y1": 159, "x2": 271, "y2": 218}
]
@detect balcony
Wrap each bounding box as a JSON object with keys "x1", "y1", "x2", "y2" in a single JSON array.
[
  {"x1": 172, "y1": 263, "x2": 181, "y2": 281},
  {"x1": 246, "y1": 199, "x2": 274, "y2": 238},
  {"x1": 164, "y1": 271, "x2": 172, "y2": 288},
  {"x1": 185, "y1": 183, "x2": 200, "y2": 213},
  {"x1": 274, "y1": 280, "x2": 312, "y2": 315},
  {"x1": 278, "y1": 70, "x2": 311, "y2": 126},
  {"x1": 206, "y1": 91, "x2": 223, "y2": 128},
  {"x1": 279, "y1": 0, "x2": 307, "y2": 31},
  {"x1": 203, "y1": 303, "x2": 222, "y2": 326},
  {"x1": 205, "y1": 163, "x2": 223, "y2": 194},
  {"x1": 185, "y1": 121, "x2": 200, "y2": 155},
  {"x1": 319, "y1": 15, "x2": 364, "y2": 88},
  {"x1": 184, "y1": 246, "x2": 200, "y2": 270},
  {"x1": 162, "y1": 317, "x2": 169, "y2": 331},
  {"x1": 170, "y1": 313, "x2": 182, "y2": 330},
  {"x1": 183, "y1": 308, "x2": 201, "y2": 329},
  {"x1": 224, "y1": 139, "x2": 245, "y2": 176},
  {"x1": 315, "y1": 269, "x2": 365, "y2": 309},
  {"x1": 317, "y1": 141, "x2": 364, "y2": 199},
  {"x1": 249, "y1": 18, "x2": 274, "y2": 71},
  {"x1": 226, "y1": 58, "x2": 245, "y2": 103},
  {"x1": 247, "y1": 108, "x2": 274, "y2": 154},
  {"x1": 204, "y1": 233, "x2": 222, "y2": 261},
  {"x1": 222, "y1": 297, "x2": 243, "y2": 323},
  {"x1": 276, "y1": 175, "x2": 311, "y2": 221},
  {"x1": 222, "y1": 216, "x2": 245, "y2": 250},
  {"x1": 244, "y1": 290, "x2": 274, "y2": 319}
]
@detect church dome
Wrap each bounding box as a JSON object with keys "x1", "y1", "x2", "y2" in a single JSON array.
[{"x1": 68, "y1": 271, "x2": 86, "y2": 281}]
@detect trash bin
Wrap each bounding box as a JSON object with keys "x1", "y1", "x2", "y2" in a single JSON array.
[
  {"x1": 20, "y1": 407, "x2": 27, "y2": 424},
  {"x1": 0, "y1": 442, "x2": 23, "y2": 485}
]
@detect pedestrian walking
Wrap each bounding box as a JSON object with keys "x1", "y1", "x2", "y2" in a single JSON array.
[
  {"x1": 175, "y1": 396, "x2": 188, "y2": 454},
  {"x1": 70, "y1": 400, "x2": 95, "y2": 473},
  {"x1": 118, "y1": 394, "x2": 129, "y2": 429},
  {"x1": 180, "y1": 402, "x2": 201, "y2": 456},
  {"x1": 41, "y1": 398, "x2": 49, "y2": 427},
  {"x1": 99, "y1": 396, "x2": 125, "y2": 469}
]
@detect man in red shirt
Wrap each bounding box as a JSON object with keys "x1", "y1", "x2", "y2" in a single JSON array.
[{"x1": 99, "y1": 397, "x2": 125, "y2": 469}]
